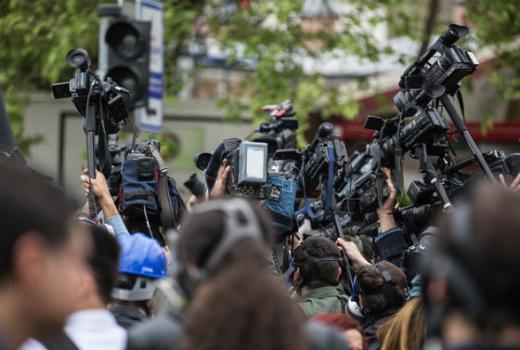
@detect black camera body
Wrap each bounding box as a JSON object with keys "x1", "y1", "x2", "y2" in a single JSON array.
[
  {"x1": 393, "y1": 24, "x2": 479, "y2": 116},
  {"x1": 184, "y1": 173, "x2": 207, "y2": 200},
  {"x1": 337, "y1": 171, "x2": 390, "y2": 223},
  {"x1": 52, "y1": 48, "x2": 130, "y2": 134},
  {"x1": 254, "y1": 100, "x2": 299, "y2": 155},
  {"x1": 302, "y1": 122, "x2": 348, "y2": 196},
  {"x1": 364, "y1": 107, "x2": 450, "y2": 167}
]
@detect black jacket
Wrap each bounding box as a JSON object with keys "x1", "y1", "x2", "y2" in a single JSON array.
[
  {"x1": 126, "y1": 315, "x2": 185, "y2": 350},
  {"x1": 109, "y1": 305, "x2": 147, "y2": 330}
]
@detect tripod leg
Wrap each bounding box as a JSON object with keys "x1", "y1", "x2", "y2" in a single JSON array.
[{"x1": 440, "y1": 94, "x2": 497, "y2": 183}]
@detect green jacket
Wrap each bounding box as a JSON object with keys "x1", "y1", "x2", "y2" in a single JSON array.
[{"x1": 297, "y1": 285, "x2": 348, "y2": 319}]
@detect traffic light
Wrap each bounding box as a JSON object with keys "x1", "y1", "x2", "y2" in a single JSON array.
[{"x1": 105, "y1": 18, "x2": 151, "y2": 110}]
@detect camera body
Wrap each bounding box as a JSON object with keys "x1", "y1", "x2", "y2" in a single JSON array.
[
  {"x1": 222, "y1": 139, "x2": 280, "y2": 200},
  {"x1": 52, "y1": 48, "x2": 130, "y2": 134},
  {"x1": 108, "y1": 140, "x2": 184, "y2": 236},
  {"x1": 302, "y1": 122, "x2": 349, "y2": 196},
  {"x1": 393, "y1": 24, "x2": 479, "y2": 116},
  {"x1": 254, "y1": 100, "x2": 299, "y2": 155},
  {"x1": 184, "y1": 174, "x2": 207, "y2": 200}
]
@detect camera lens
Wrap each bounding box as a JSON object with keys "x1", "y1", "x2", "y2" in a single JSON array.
[
  {"x1": 66, "y1": 48, "x2": 91, "y2": 70},
  {"x1": 71, "y1": 55, "x2": 85, "y2": 66}
]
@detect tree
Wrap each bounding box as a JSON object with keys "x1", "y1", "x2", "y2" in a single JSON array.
[
  {"x1": 1, "y1": 0, "x2": 519, "y2": 153},
  {"x1": 464, "y1": 0, "x2": 520, "y2": 121}
]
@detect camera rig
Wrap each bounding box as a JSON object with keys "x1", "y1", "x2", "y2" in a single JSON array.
[{"x1": 52, "y1": 48, "x2": 131, "y2": 219}]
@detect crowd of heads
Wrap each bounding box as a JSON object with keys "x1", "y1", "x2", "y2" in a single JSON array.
[{"x1": 1, "y1": 145, "x2": 520, "y2": 350}]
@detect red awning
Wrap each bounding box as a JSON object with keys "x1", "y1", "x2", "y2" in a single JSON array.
[{"x1": 337, "y1": 119, "x2": 520, "y2": 142}]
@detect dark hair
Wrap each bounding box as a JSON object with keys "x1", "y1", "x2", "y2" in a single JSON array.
[
  {"x1": 81, "y1": 221, "x2": 120, "y2": 304},
  {"x1": 180, "y1": 199, "x2": 307, "y2": 350},
  {"x1": 293, "y1": 236, "x2": 340, "y2": 288},
  {"x1": 184, "y1": 246, "x2": 308, "y2": 350},
  {"x1": 177, "y1": 199, "x2": 273, "y2": 272},
  {"x1": 434, "y1": 184, "x2": 520, "y2": 328},
  {"x1": 357, "y1": 261, "x2": 407, "y2": 318},
  {"x1": 0, "y1": 163, "x2": 78, "y2": 281}
]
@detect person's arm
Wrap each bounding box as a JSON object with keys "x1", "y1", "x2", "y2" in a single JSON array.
[
  {"x1": 81, "y1": 169, "x2": 129, "y2": 237},
  {"x1": 336, "y1": 238, "x2": 370, "y2": 271},
  {"x1": 376, "y1": 167, "x2": 398, "y2": 233},
  {"x1": 209, "y1": 160, "x2": 231, "y2": 199},
  {"x1": 499, "y1": 173, "x2": 520, "y2": 192},
  {"x1": 373, "y1": 168, "x2": 407, "y2": 266},
  {"x1": 374, "y1": 226, "x2": 408, "y2": 267}
]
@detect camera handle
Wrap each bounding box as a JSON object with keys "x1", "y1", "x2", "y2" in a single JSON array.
[
  {"x1": 415, "y1": 143, "x2": 453, "y2": 211},
  {"x1": 440, "y1": 95, "x2": 497, "y2": 184},
  {"x1": 85, "y1": 98, "x2": 98, "y2": 220}
]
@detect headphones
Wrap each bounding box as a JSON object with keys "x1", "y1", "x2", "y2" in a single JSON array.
[
  {"x1": 346, "y1": 276, "x2": 365, "y2": 320},
  {"x1": 346, "y1": 263, "x2": 407, "y2": 320},
  {"x1": 292, "y1": 243, "x2": 340, "y2": 289},
  {"x1": 172, "y1": 198, "x2": 264, "y2": 297}
]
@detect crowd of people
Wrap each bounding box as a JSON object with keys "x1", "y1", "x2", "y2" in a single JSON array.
[{"x1": 0, "y1": 152, "x2": 519, "y2": 350}]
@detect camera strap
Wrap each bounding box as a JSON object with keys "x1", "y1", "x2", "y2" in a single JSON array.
[
  {"x1": 298, "y1": 144, "x2": 335, "y2": 223},
  {"x1": 324, "y1": 144, "x2": 335, "y2": 212},
  {"x1": 147, "y1": 143, "x2": 177, "y2": 230}
]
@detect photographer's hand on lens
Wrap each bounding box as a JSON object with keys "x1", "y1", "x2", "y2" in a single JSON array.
[
  {"x1": 210, "y1": 159, "x2": 231, "y2": 198},
  {"x1": 81, "y1": 168, "x2": 119, "y2": 219},
  {"x1": 376, "y1": 167, "x2": 398, "y2": 233},
  {"x1": 499, "y1": 173, "x2": 520, "y2": 192},
  {"x1": 336, "y1": 238, "x2": 370, "y2": 271}
]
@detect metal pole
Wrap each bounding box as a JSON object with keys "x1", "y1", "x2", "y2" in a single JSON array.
[{"x1": 440, "y1": 94, "x2": 497, "y2": 183}]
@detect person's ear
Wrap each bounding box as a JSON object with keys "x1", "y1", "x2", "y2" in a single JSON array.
[
  {"x1": 335, "y1": 265, "x2": 342, "y2": 283},
  {"x1": 427, "y1": 277, "x2": 448, "y2": 305},
  {"x1": 76, "y1": 268, "x2": 95, "y2": 299},
  {"x1": 12, "y1": 233, "x2": 48, "y2": 291},
  {"x1": 293, "y1": 267, "x2": 303, "y2": 286}
]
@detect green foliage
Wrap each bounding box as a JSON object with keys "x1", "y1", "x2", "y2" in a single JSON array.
[
  {"x1": 0, "y1": 0, "x2": 99, "y2": 153},
  {"x1": 1, "y1": 0, "x2": 519, "y2": 154},
  {"x1": 201, "y1": 0, "x2": 408, "y2": 136},
  {"x1": 465, "y1": 0, "x2": 520, "y2": 102}
]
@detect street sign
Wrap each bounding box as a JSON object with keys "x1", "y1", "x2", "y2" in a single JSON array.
[{"x1": 136, "y1": 0, "x2": 164, "y2": 133}]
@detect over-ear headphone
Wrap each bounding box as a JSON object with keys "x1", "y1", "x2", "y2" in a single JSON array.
[
  {"x1": 171, "y1": 198, "x2": 264, "y2": 297},
  {"x1": 292, "y1": 244, "x2": 340, "y2": 289},
  {"x1": 346, "y1": 263, "x2": 407, "y2": 320},
  {"x1": 346, "y1": 276, "x2": 365, "y2": 321}
]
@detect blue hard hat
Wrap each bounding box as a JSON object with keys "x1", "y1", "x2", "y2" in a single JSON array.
[{"x1": 118, "y1": 233, "x2": 167, "y2": 279}]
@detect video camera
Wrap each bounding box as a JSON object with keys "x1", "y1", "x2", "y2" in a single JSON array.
[
  {"x1": 108, "y1": 139, "x2": 184, "y2": 242},
  {"x1": 52, "y1": 48, "x2": 131, "y2": 134},
  {"x1": 365, "y1": 107, "x2": 450, "y2": 165},
  {"x1": 302, "y1": 122, "x2": 349, "y2": 196},
  {"x1": 52, "y1": 48, "x2": 131, "y2": 219},
  {"x1": 393, "y1": 24, "x2": 479, "y2": 116},
  {"x1": 220, "y1": 138, "x2": 282, "y2": 200},
  {"x1": 253, "y1": 100, "x2": 299, "y2": 155}
]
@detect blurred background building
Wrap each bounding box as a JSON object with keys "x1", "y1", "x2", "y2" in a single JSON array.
[{"x1": 10, "y1": 0, "x2": 520, "y2": 198}]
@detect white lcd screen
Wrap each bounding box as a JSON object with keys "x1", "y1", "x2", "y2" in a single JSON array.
[{"x1": 246, "y1": 147, "x2": 265, "y2": 179}]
